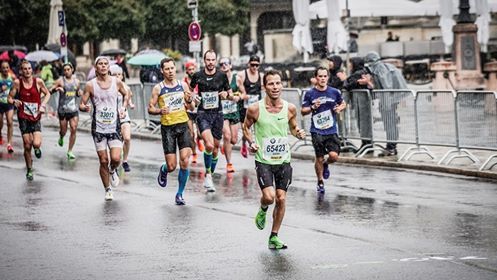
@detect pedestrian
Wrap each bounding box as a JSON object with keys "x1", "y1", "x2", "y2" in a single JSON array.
[
  {"x1": 219, "y1": 57, "x2": 241, "y2": 173},
  {"x1": 301, "y1": 67, "x2": 346, "y2": 193},
  {"x1": 343, "y1": 57, "x2": 373, "y2": 151},
  {"x1": 79, "y1": 56, "x2": 129, "y2": 201},
  {"x1": 115, "y1": 54, "x2": 129, "y2": 79},
  {"x1": 0, "y1": 61, "x2": 16, "y2": 153},
  {"x1": 237, "y1": 55, "x2": 263, "y2": 158},
  {"x1": 51, "y1": 62, "x2": 82, "y2": 160},
  {"x1": 110, "y1": 64, "x2": 135, "y2": 172},
  {"x1": 183, "y1": 60, "x2": 204, "y2": 163},
  {"x1": 7, "y1": 60, "x2": 51, "y2": 180},
  {"x1": 189, "y1": 50, "x2": 235, "y2": 192},
  {"x1": 148, "y1": 57, "x2": 194, "y2": 205},
  {"x1": 326, "y1": 54, "x2": 346, "y2": 89},
  {"x1": 363, "y1": 51, "x2": 408, "y2": 156},
  {"x1": 39, "y1": 60, "x2": 55, "y2": 89},
  {"x1": 243, "y1": 69, "x2": 306, "y2": 250}
]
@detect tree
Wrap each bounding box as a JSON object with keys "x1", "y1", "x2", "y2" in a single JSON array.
[{"x1": 199, "y1": 0, "x2": 249, "y2": 37}]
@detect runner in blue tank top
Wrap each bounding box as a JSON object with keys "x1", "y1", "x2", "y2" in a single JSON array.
[{"x1": 301, "y1": 67, "x2": 346, "y2": 194}]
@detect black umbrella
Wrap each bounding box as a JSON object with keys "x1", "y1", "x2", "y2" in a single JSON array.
[
  {"x1": 43, "y1": 43, "x2": 76, "y2": 67},
  {"x1": 100, "y1": 49, "x2": 127, "y2": 56},
  {"x1": 0, "y1": 45, "x2": 28, "y2": 53}
]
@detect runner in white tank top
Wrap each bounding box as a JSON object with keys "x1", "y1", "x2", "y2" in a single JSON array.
[{"x1": 79, "y1": 56, "x2": 129, "y2": 201}]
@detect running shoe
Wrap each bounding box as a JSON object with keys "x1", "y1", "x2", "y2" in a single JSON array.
[
  {"x1": 7, "y1": 144, "x2": 14, "y2": 154},
  {"x1": 255, "y1": 207, "x2": 266, "y2": 230},
  {"x1": 34, "y1": 148, "x2": 42, "y2": 159},
  {"x1": 157, "y1": 164, "x2": 168, "y2": 188},
  {"x1": 226, "y1": 163, "x2": 235, "y2": 173},
  {"x1": 191, "y1": 153, "x2": 198, "y2": 163},
  {"x1": 110, "y1": 169, "x2": 120, "y2": 187},
  {"x1": 122, "y1": 161, "x2": 131, "y2": 172},
  {"x1": 175, "y1": 194, "x2": 186, "y2": 205},
  {"x1": 322, "y1": 162, "x2": 330, "y2": 180},
  {"x1": 203, "y1": 173, "x2": 215, "y2": 192},
  {"x1": 317, "y1": 183, "x2": 325, "y2": 194},
  {"x1": 197, "y1": 138, "x2": 204, "y2": 152},
  {"x1": 241, "y1": 143, "x2": 248, "y2": 158},
  {"x1": 105, "y1": 188, "x2": 114, "y2": 201},
  {"x1": 58, "y1": 137, "x2": 64, "y2": 147},
  {"x1": 26, "y1": 169, "x2": 33, "y2": 181},
  {"x1": 268, "y1": 236, "x2": 288, "y2": 250},
  {"x1": 67, "y1": 151, "x2": 76, "y2": 160}
]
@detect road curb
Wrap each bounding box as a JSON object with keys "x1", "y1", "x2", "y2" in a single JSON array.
[{"x1": 43, "y1": 121, "x2": 497, "y2": 180}]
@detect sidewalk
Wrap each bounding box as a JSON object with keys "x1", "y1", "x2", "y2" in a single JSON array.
[{"x1": 41, "y1": 115, "x2": 497, "y2": 180}]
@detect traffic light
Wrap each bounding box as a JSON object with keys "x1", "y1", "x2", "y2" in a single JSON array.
[{"x1": 187, "y1": 0, "x2": 198, "y2": 9}]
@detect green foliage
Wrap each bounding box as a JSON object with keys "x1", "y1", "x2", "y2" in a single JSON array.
[
  {"x1": 199, "y1": 0, "x2": 250, "y2": 37},
  {"x1": 0, "y1": 0, "x2": 249, "y2": 50},
  {"x1": 163, "y1": 48, "x2": 183, "y2": 61}
]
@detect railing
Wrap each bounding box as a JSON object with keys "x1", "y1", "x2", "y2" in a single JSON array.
[{"x1": 68, "y1": 80, "x2": 497, "y2": 172}]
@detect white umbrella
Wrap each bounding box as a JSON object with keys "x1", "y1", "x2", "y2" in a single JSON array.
[
  {"x1": 439, "y1": 0, "x2": 455, "y2": 53},
  {"x1": 47, "y1": 0, "x2": 65, "y2": 45},
  {"x1": 25, "y1": 50, "x2": 59, "y2": 62},
  {"x1": 326, "y1": 0, "x2": 348, "y2": 53},
  {"x1": 292, "y1": 0, "x2": 313, "y2": 62}
]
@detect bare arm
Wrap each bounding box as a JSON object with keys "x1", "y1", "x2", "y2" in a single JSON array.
[
  {"x1": 116, "y1": 79, "x2": 129, "y2": 109},
  {"x1": 50, "y1": 78, "x2": 64, "y2": 93},
  {"x1": 288, "y1": 104, "x2": 306, "y2": 140},
  {"x1": 334, "y1": 100, "x2": 346, "y2": 113},
  {"x1": 75, "y1": 78, "x2": 83, "y2": 97},
  {"x1": 237, "y1": 71, "x2": 247, "y2": 101},
  {"x1": 242, "y1": 103, "x2": 260, "y2": 152},
  {"x1": 7, "y1": 80, "x2": 21, "y2": 107},
  {"x1": 36, "y1": 78, "x2": 51, "y2": 111},
  {"x1": 181, "y1": 80, "x2": 195, "y2": 111},
  {"x1": 148, "y1": 84, "x2": 168, "y2": 115},
  {"x1": 79, "y1": 81, "x2": 92, "y2": 112}
]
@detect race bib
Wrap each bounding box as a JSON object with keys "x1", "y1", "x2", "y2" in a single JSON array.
[
  {"x1": 96, "y1": 107, "x2": 116, "y2": 125},
  {"x1": 0, "y1": 91, "x2": 8, "y2": 104},
  {"x1": 23, "y1": 102, "x2": 39, "y2": 117},
  {"x1": 201, "y1": 91, "x2": 219, "y2": 109},
  {"x1": 244, "y1": 94, "x2": 260, "y2": 108},
  {"x1": 65, "y1": 90, "x2": 76, "y2": 97},
  {"x1": 222, "y1": 100, "x2": 237, "y2": 114},
  {"x1": 263, "y1": 137, "x2": 289, "y2": 161},
  {"x1": 163, "y1": 91, "x2": 185, "y2": 112},
  {"x1": 312, "y1": 110, "x2": 334, "y2": 130},
  {"x1": 65, "y1": 98, "x2": 77, "y2": 112}
]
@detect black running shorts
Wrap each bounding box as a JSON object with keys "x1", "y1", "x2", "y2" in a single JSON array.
[
  {"x1": 161, "y1": 122, "x2": 193, "y2": 155},
  {"x1": 311, "y1": 133, "x2": 341, "y2": 158},
  {"x1": 196, "y1": 111, "x2": 223, "y2": 140},
  {"x1": 255, "y1": 161, "x2": 292, "y2": 191}
]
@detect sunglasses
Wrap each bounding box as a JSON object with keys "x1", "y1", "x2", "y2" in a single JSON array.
[
  {"x1": 250, "y1": 63, "x2": 260, "y2": 67},
  {"x1": 220, "y1": 61, "x2": 230, "y2": 66}
]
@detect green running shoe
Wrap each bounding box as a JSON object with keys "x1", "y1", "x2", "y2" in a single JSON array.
[
  {"x1": 34, "y1": 148, "x2": 42, "y2": 159},
  {"x1": 255, "y1": 207, "x2": 266, "y2": 230},
  {"x1": 67, "y1": 151, "x2": 76, "y2": 160},
  {"x1": 26, "y1": 169, "x2": 33, "y2": 181},
  {"x1": 268, "y1": 235, "x2": 288, "y2": 250},
  {"x1": 58, "y1": 137, "x2": 64, "y2": 147}
]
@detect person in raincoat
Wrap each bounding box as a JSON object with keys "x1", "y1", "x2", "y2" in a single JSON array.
[{"x1": 363, "y1": 51, "x2": 408, "y2": 156}]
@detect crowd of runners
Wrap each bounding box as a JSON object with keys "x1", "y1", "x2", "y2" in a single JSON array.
[{"x1": 1, "y1": 50, "x2": 346, "y2": 250}]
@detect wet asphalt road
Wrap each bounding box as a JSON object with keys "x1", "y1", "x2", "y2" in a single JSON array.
[{"x1": 0, "y1": 126, "x2": 496, "y2": 280}]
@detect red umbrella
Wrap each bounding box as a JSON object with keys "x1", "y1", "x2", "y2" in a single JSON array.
[{"x1": 0, "y1": 50, "x2": 26, "y2": 60}]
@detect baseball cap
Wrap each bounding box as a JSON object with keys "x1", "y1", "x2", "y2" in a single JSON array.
[{"x1": 249, "y1": 55, "x2": 260, "y2": 63}]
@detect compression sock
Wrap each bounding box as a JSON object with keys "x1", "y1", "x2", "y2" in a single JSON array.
[
  {"x1": 210, "y1": 155, "x2": 219, "y2": 173},
  {"x1": 177, "y1": 168, "x2": 190, "y2": 195},
  {"x1": 203, "y1": 151, "x2": 213, "y2": 173}
]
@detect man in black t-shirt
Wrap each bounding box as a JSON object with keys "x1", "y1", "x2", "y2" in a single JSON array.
[{"x1": 190, "y1": 50, "x2": 235, "y2": 192}]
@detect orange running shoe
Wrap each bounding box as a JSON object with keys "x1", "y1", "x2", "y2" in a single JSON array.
[
  {"x1": 191, "y1": 153, "x2": 198, "y2": 163},
  {"x1": 226, "y1": 163, "x2": 235, "y2": 173},
  {"x1": 197, "y1": 138, "x2": 205, "y2": 152}
]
